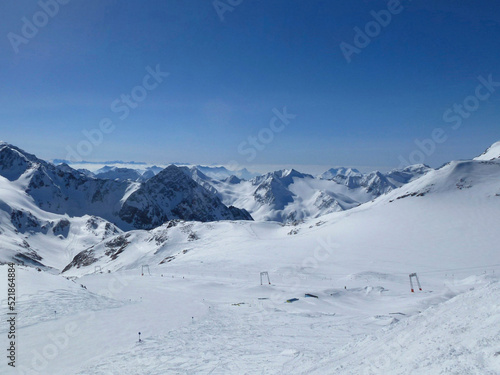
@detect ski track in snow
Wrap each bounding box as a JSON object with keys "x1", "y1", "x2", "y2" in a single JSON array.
[
  {"x1": 3, "y1": 265, "x2": 497, "y2": 375},
  {"x1": 77, "y1": 279, "x2": 500, "y2": 375}
]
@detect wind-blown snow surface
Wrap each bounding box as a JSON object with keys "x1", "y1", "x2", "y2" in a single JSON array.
[{"x1": 2, "y1": 151, "x2": 499, "y2": 374}]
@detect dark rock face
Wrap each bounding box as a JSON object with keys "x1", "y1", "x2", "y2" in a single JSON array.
[
  {"x1": 119, "y1": 166, "x2": 252, "y2": 230},
  {"x1": 53, "y1": 219, "x2": 71, "y2": 237},
  {"x1": 10, "y1": 210, "x2": 41, "y2": 233},
  {"x1": 104, "y1": 234, "x2": 131, "y2": 260},
  {"x1": 228, "y1": 206, "x2": 252, "y2": 220},
  {"x1": 0, "y1": 143, "x2": 35, "y2": 181},
  {"x1": 225, "y1": 175, "x2": 242, "y2": 184},
  {"x1": 62, "y1": 249, "x2": 98, "y2": 272}
]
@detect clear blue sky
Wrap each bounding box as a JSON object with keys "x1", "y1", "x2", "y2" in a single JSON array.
[{"x1": 1, "y1": 0, "x2": 500, "y2": 172}]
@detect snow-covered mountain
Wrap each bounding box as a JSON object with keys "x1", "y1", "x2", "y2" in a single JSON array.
[
  {"x1": 1, "y1": 141, "x2": 499, "y2": 374},
  {"x1": 320, "y1": 164, "x2": 431, "y2": 194},
  {"x1": 118, "y1": 165, "x2": 252, "y2": 229},
  {"x1": 0, "y1": 143, "x2": 252, "y2": 232},
  {"x1": 193, "y1": 165, "x2": 257, "y2": 180},
  {"x1": 383, "y1": 158, "x2": 500, "y2": 203},
  {"x1": 62, "y1": 141, "x2": 500, "y2": 276},
  {"x1": 188, "y1": 165, "x2": 431, "y2": 222},
  {"x1": 90, "y1": 165, "x2": 164, "y2": 182},
  {"x1": 474, "y1": 140, "x2": 500, "y2": 161},
  {"x1": 93, "y1": 167, "x2": 143, "y2": 182},
  {"x1": 57, "y1": 153, "x2": 431, "y2": 224},
  {"x1": 0, "y1": 170, "x2": 121, "y2": 269},
  {"x1": 67, "y1": 162, "x2": 258, "y2": 182},
  {"x1": 318, "y1": 167, "x2": 362, "y2": 180}
]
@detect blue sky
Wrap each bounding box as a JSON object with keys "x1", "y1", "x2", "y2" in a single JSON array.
[{"x1": 1, "y1": 0, "x2": 500, "y2": 173}]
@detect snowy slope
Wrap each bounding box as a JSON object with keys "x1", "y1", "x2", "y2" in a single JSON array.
[
  {"x1": 1, "y1": 141, "x2": 499, "y2": 374},
  {"x1": 0, "y1": 173, "x2": 121, "y2": 269},
  {"x1": 474, "y1": 141, "x2": 500, "y2": 161},
  {"x1": 64, "y1": 147, "x2": 500, "y2": 279},
  {"x1": 381, "y1": 158, "x2": 500, "y2": 203},
  {"x1": 307, "y1": 278, "x2": 500, "y2": 375},
  {"x1": 7, "y1": 176, "x2": 499, "y2": 374}
]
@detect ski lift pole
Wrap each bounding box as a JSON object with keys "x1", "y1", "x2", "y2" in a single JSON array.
[
  {"x1": 260, "y1": 271, "x2": 271, "y2": 285},
  {"x1": 415, "y1": 274, "x2": 422, "y2": 291},
  {"x1": 409, "y1": 273, "x2": 422, "y2": 292}
]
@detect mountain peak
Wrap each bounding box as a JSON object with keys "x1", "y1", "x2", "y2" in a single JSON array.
[
  {"x1": 225, "y1": 175, "x2": 242, "y2": 184},
  {"x1": 0, "y1": 143, "x2": 44, "y2": 181},
  {"x1": 474, "y1": 141, "x2": 500, "y2": 161},
  {"x1": 119, "y1": 164, "x2": 252, "y2": 229},
  {"x1": 319, "y1": 167, "x2": 362, "y2": 180},
  {"x1": 157, "y1": 164, "x2": 191, "y2": 178},
  {"x1": 282, "y1": 168, "x2": 304, "y2": 178}
]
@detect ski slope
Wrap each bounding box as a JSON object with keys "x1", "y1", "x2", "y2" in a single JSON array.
[{"x1": 1, "y1": 143, "x2": 499, "y2": 374}]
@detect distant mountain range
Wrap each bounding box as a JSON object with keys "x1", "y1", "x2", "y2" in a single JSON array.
[
  {"x1": 2, "y1": 140, "x2": 499, "y2": 270},
  {"x1": 61, "y1": 140, "x2": 500, "y2": 276},
  {"x1": 58, "y1": 160, "x2": 259, "y2": 181},
  {"x1": 60, "y1": 155, "x2": 432, "y2": 223},
  {"x1": 0, "y1": 142, "x2": 251, "y2": 232},
  {"x1": 188, "y1": 164, "x2": 431, "y2": 222}
]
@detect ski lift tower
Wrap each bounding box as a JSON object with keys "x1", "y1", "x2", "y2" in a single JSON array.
[
  {"x1": 260, "y1": 271, "x2": 271, "y2": 285},
  {"x1": 409, "y1": 273, "x2": 422, "y2": 292},
  {"x1": 141, "y1": 265, "x2": 151, "y2": 276}
]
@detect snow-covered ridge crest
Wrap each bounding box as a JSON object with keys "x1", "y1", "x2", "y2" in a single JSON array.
[{"x1": 474, "y1": 140, "x2": 500, "y2": 161}]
